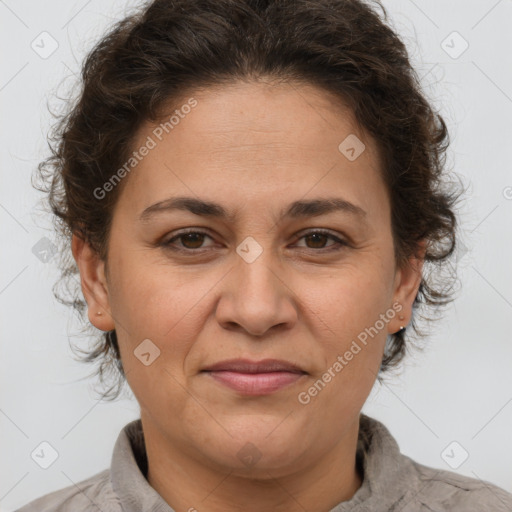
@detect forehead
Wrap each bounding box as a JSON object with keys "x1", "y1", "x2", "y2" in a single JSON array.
[{"x1": 115, "y1": 80, "x2": 388, "y2": 223}]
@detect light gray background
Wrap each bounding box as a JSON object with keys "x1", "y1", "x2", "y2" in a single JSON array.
[{"x1": 1, "y1": 0, "x2": 511, "y2": 510}]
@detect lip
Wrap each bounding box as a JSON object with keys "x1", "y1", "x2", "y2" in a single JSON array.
[
  {"x1": 202, "y1": 358, "x2": 306, "y2": 373},
  {"x1": 201, "y1": 358, "x2": 307, "y2": 396}
]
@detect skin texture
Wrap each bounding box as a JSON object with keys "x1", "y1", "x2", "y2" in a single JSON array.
[{"x1": 72, "y1": 80, "x2": 425, "y2": 512}]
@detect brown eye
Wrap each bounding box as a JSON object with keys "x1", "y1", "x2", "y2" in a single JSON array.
[
  {"x1": 304, "y1": 232, "x2": 330, "y2": 249},
  {"x1": 162, "y1": 230, "x2": 214, "y2": 251},
  {"x1": 162, "y1": 228, "x2": 347, "y2": 254},
  {"x1": 295, "y1": 230, "x2": 347, "y2": 251},
  {"x1": 179, "y1": 232, "x2": 206, "y2": 249}
]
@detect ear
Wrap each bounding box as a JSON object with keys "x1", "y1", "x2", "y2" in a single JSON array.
[
  {"x1": 71, "y1": 233, "x2": 115, "y2": 332},
  {"x1": 389, "y1": 239, "x2": 427, "y2": 333}
]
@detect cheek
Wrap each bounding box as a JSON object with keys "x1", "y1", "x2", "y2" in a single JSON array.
[
  {"x1": 305, "y1": 265, "x2": 392, "y2": 344},
  {"x1": 109, "y1": 265, "x2": 208, "y2": 414},
  {"x1": 297, "y1": 275, "x2": 389, "y2": 421},
  {"x1": 108, "y1": 248, "x2": 201, "y2": 335},
  {"x1": 297, "y1": 264, "x2": 393, "y2": 407},
  {"x1": 107, "y1": 254, "x2": 222, "y2": 380}
]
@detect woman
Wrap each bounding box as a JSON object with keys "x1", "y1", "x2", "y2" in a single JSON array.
[{"x1": 18, "y1": 0, "x2": 512, "y2": 510}]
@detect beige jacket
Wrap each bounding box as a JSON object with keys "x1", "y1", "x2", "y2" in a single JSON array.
[{"x1": 15, "y1": 414, "x2": 512, "y2": 511}]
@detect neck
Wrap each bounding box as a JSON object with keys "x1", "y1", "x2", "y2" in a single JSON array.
[{"x1": 143, "y1": 416, "x2": 363, "y2": 512}]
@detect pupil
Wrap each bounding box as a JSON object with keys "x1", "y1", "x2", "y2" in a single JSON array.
[
  {"x1": 307, "y1": 233, "x2": 326, "y2": 248},
  {"x1": 183, "y1": 233, "x2": 204, "y2": 248}
]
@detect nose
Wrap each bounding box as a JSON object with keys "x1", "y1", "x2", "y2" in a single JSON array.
[{"x1": 215, "y1": 250, "x2": 298, "y2": 337}]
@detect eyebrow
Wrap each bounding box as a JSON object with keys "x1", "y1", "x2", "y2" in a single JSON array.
[{"x1": 139, "y1": 196, "x2": 368, "y2": 224}]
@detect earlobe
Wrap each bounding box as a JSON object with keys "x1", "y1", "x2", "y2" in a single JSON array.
[{"x1": 71, "y1": 233, "x2": 115, "y2": 332}]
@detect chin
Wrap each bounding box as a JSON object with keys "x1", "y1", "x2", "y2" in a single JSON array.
[{"x1": 196, "y1": 426, "x2": 308, "y2": 476}]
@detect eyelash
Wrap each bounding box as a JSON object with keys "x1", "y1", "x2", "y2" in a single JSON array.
[{"x1": 161, "y1": 228, "x2": 349, "y2": 254}]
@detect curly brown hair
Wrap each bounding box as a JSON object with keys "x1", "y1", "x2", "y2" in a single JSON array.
[{"x1": 34, "y1": 0, "x2": 464, "y2": 401}]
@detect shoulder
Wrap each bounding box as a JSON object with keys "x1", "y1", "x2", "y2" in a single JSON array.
[
  {"x1": 358, "y1": 414, "x2": 512, "y2": 512},
  {"x1": 403, "y1": 455, "x2": 512, "y2": 512},
  {"x1": 14, "y1": 468, "x2": 122, "y2": 512}
]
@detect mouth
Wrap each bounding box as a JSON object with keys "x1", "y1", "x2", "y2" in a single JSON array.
[{"x1": 201, "y1": 358, "x2": 308, "y2": 395}]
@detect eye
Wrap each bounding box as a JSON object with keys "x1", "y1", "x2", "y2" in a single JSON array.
[
  {"x1": 162, "y1": 229, "x2": 215, "y2": 251},
  {"x1": 293, "y1": 229, "x2": 348, "y2": 252},
  {"x1": 162, "y1": 228, "x2": 348, "y2": 254}
]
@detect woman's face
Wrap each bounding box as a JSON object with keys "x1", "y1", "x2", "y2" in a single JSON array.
[{"x1": 74, "y1": 80, "x2": 423, "y2": 478}]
